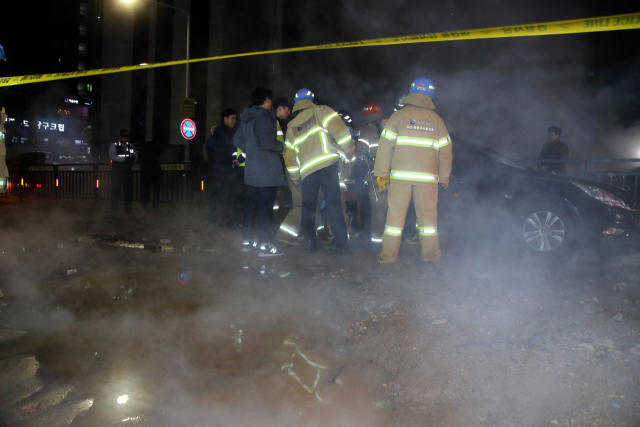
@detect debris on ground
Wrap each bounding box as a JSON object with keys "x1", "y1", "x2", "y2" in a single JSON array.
[
  {"x1": 179, "y1": 266, "x2": 192, "y2": 284},
  {"x1": 621, "y1": 253, "x2": 640, "y2": 267},
  {"x1": 379, "y1": 300, "x2": 396, "y2": 311},
  {"x1": 21, "y1": 402, "x2": 41, "y2": 413},
  {"x1": 231, "y1": 325, "x2": 242, "y2": 352}
]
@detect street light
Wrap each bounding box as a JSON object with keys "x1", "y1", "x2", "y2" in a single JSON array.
[{"x1": 123, "y1": 0, "x2": 192, "y2": 161}]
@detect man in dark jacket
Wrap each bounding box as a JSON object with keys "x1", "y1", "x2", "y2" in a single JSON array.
[
  {"x1": 138, "y1": 140, "x2": 162, "y2": 210},
  {"x1": 537, "y1": 125, "x2": 569, "y2": 173},
  {"x1": 206, "y1": 108, "x2": 237, "y2": 225},
  {"x1": 234, "y1": 87, "x2": 286, "y2": 256}
]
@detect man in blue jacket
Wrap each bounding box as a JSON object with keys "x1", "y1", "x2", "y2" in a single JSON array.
[{"x1": 234, "y1": 87, "x2": 287, "y2": 256}]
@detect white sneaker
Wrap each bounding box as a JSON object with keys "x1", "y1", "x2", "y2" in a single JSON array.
[
  {"x1": 258, "y1": 244, "x2": 284, "y2": 257},
  {"x1": 242, "y1": 240, "x2": 257, "y2": 252}
]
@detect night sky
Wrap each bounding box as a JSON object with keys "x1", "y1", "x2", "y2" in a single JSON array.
[
  {"x1": 1, "y1": 0, "x2": 639, "y2": 161},
  {"x1": 267, "y1": 0, "x2": 640, "y2": 160}
]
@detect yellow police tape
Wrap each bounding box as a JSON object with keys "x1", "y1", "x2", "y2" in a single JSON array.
[{"x1": 1, "y1": 13, "x2": 639, "y2": 88}]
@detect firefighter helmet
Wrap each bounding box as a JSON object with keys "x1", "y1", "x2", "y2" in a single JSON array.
[
  {"x1": 409, "y1": 77, "x2": 436, "y2": 98},
  {"x1": 294, "y1": 88, "x2": 315, "y2": 103},
  {"x1": 362, "y1": 103, "x2": 382, "y2": 119}
]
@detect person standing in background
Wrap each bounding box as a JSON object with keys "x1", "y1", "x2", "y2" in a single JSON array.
[
  {"x1": 537, "y1": 125, "x2": 569, "y2": 173},
  {"x1": 0, "y1": 106, "x2": 9, "y2": 193},
  {"x1": 109, "y1": 129, "x2": 137, "y2": 214},
  {"x1": 138, "y1": 140, "x2": 162, "y2": 210},
  {"x1": 206, "y1": 109, "x2": 237, "y2": 226}
]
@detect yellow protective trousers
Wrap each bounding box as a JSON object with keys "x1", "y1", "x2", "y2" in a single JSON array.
[
  {"x1": 369, "y1": 181, "x2": 388, "y2": 244},
  {"x1": 277, "y1": 174, "x2": 304, "y2": 240},
  {"x1": 380, "y1": 183, "x2": 440, "y2": 262}
]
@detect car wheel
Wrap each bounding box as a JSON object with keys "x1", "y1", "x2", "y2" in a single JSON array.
[{"x1": 519, "y1": 206, "x2": 576, "y2": 255}]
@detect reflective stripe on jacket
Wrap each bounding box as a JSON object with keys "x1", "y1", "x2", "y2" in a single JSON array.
[
  {"x1": 358, "y1": 121, "x2": 381, "y2": 158},
  {"x1": 373, "y1": 93, "x2": 452, "y2": 186},
  {"x1": 277, "y1": 120, "x2": 285, "y2": 143},
  {"x1": 284, "y1": 99, "x2": 355, "y2": 182}
]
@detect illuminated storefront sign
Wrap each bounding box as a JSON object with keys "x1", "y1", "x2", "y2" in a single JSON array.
[
  {"x1": 37, "y1": 121, "x2": 65, "y2": 131},
  {"x1": 19, "y1": 120, "x2": 65, "y2": 132}
]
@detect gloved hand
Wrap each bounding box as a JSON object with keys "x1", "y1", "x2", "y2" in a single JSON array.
[{"x1": 375, "y1": 176, "x2": 390, "y2": 193}]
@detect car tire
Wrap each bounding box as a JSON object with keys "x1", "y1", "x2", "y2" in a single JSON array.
[{"x1": 516, "y1": 204, "x2": 577, "y2": 258}]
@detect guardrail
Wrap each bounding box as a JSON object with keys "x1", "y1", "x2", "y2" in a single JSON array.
[
  {"x1": 6, "y1": 163, "x2": 207, "y2": 204},
  {"x1": 7, "y1": 159, "x2": 640, "y2": 205}
]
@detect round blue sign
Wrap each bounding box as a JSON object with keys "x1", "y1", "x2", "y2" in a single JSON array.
[{"x1": 181, "y1": 119, "x2": 196, "y2": 140}]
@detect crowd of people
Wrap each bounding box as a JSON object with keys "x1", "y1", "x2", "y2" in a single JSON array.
[
  {"x1": 205, "y1": 77, "x2": 453, "y2": 263},
  {"x1": 108, "y1": 77, "x2": 569, "y2": 264}
]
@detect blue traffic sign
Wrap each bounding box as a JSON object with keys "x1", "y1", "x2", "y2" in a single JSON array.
[{"x1": 181, "y1": 119, "x2": 196, "y2": 140}]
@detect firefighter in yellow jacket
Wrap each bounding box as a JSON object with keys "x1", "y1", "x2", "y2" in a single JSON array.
[
  {"x1": 374, "y1": 77, "x2": 452, "y2": 263},
  {"x1": 358, "y1": 103, "x2": 385, "y2": 244},
  {"x1": 284, "y1": 88, "x2": 356, "y2": 255}
]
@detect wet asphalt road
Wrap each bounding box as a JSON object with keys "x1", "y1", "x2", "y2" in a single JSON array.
[{"x1": 1, "y1": 197, "x2": 640, "y2": 426}]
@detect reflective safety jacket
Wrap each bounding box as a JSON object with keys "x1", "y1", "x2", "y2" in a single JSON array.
[
  {"x1": 339, "y1": 138, "x2": 368, "y2": 184},
  {"x1": 358, "y1": 120, "x2": 382, "y2": 158},
  {"x1": 109, "y1": 139, "x2": 136, "y2": 169},
  {"x1": 276, "y1": 120, "x2": 284, "y2": 143},
  {"x1": 374, "y1": 93, "x2": 452, "y2": 186},
  {"x1": 284, "y1": 100, "x2": 355, "y2": 182}
]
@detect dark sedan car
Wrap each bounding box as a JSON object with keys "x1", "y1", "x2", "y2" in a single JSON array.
[{"x1": 438, "y1": 138, "x2": 640, "y2": 259}]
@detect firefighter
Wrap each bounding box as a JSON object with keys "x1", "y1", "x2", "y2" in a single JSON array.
[
  {"x1": 358, "y1": 103, "x2": 385, "y2": 245},
  {"x1": 338, "y1": 110, "x2": 370, "y2": 240},
  {"x1": 0, "y1": 106, "x2": 8, "y2": 193},
  {"x1": 283, "y1": 88, "x2": 356, "y2": 255},
  {"x1": 374, "y1": 77, "x2": 452, "y2": 264},
  {"x1": 109, "y1": 129, "x2": 138, "y2": 214}
]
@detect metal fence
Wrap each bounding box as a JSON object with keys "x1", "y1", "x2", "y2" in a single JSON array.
[
  {"x1": 7, "y1": 159, "x2": 640, "y2": 204},
  {"x1": 6, "y1": 164, "x2": 207, "y2": 204}
]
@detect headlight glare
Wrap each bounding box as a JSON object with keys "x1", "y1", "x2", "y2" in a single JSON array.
[{"x1": 573, "y1": 182, "x2": 631, "y2": 210}]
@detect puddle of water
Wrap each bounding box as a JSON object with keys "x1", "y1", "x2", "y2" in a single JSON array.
[{"x1": 0, "y1": 258, "x2": 393, "y2": 427}]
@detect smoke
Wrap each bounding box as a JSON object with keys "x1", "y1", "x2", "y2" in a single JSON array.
[
  {"x1": 267, "y1": 0, "x2": 640, "y2": 162},
  {"x1": 2, "y1": 2, "x2": 640, "y2": 425}
]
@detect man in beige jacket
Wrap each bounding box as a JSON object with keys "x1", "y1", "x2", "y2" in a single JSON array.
[
  {"x1": 284, "y1": 89, "x2": 356, "y2": 255},
  {"x1": 374, "y1": 77, "x2": 452, "y2": 263}
]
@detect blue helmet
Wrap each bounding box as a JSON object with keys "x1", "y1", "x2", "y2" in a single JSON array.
[
  {"x1": 409, "y1": 77, "x2": 436, "y2": 98},
  {"x1": 294, "y1": 88, "x2": 315, "y2": 103}
]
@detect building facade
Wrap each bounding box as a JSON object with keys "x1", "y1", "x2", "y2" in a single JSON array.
[{"x1": 0, "y1": 0, "x2": 103, "y2": 164}]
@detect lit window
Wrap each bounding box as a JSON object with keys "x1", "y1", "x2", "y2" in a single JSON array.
[
  {"x1": 80, "y1": 3, "x2": 88, "y2": 16},
  {"x1": 79, "y1": 23, "x2": 88, "y2": 37},
  {"x1": 79, "y1": 43, "x2": 87, "y2": 55},
  {"x1": 86, "y1": 83, "x2": 92, "y2": 92},
  {"x1": 78, "y1": 62, "x2": 86, "y2": 71}
]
